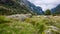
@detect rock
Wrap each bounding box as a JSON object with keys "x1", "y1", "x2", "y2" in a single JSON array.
[
  {"x1": 7, "y1": 14, "x2": 32, "y2": 21},
  {"x1": 44, "y1": 26, "x2": 60, "y2": 34}
]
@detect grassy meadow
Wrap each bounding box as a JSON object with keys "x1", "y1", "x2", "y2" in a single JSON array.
[{"x1": 0, "y1": 15, "x2": 60, "y2": 34}]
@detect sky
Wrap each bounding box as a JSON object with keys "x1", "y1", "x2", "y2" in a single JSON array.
[{"x1": 28, "y1": 0, "x2": 60, "y2": 11}]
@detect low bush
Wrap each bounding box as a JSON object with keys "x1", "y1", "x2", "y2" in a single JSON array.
[{"x1": 0, "y1": 16, "x2": 11, "y2": 24}]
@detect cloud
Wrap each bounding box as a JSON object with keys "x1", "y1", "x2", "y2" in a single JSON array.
[{"x1": 28, "y1": 0, "x2": 60, "y2": 11}]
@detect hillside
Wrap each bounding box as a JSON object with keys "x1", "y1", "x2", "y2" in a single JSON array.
[
  {"x1": 0, "y1": 0, "x2": 44, "y2": 15},
  {"x1": 51, "y1": 4, "x2": 60, "y2": 15},
  {"x1": 0, "y1": 0, "x2": 34, "y2": 15}
]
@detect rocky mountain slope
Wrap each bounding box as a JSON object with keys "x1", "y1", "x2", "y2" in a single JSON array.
[
  {"x1": 51, "y1": 4, "x2": 60, "y2": 15},
  {"x1": 23, "y1": 0, "x2": 44, "y2": 15},
  {"x1": 0, "y1": 0, "x2": 44, "y2": 15}
]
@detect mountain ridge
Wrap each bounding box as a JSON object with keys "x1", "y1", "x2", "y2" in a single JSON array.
[
  {"x1": 51, "y1": 4, "x2": 60, "y2": 15},
  {"x1": 0, "y1": 0, "x2": 44, "y2": 15}
]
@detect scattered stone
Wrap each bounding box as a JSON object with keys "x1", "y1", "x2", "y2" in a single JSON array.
[{"x1": 6, "y1": 14, "x2": 32, "y2": 21}]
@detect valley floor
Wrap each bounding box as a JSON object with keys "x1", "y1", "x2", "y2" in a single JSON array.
[{"x1": 0, "y1": 15, "x2": 60, "y2": 34}]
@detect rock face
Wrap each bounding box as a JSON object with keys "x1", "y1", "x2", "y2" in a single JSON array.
[{"x1": 0, "y1": 0, "x2": 44, "y2": 15}]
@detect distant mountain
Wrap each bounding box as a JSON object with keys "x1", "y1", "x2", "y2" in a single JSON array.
[
  {"x1": 51, "y1": 4, "x2": 60, "y2": 14},
  {"x1": 24, "y1": 0, "x2": 44, "y2": 15},
  {"x1": 0, "y1": 0, "x2": 43, "y2": 15}
]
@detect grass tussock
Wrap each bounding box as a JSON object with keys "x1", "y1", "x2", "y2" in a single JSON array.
[{"x1": 0, "y1": 15, "x2": 60, "y2": 34}]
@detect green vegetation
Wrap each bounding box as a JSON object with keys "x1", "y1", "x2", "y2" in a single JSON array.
[
  {"x1": 44, "y1": 9, "x2": 51, "y2": 15},
  {"x1": 0, "y1": 0, "x2": 60, "y2": 34},
  {"x1": 0, "y1": 0, "x2": 34, "y2": 15},
  {"x1": 0, "y1": 16, "x2": 11, "y2": 24},
  {"x1": 0, "y1": 16, "x2": 36, "y2": 34},
  {"x1": 53, "y1": 11, "x2": 60, "y2": 16},
  {"x1": 0, "y1": 15, "x2": 60, "y2": 34}
]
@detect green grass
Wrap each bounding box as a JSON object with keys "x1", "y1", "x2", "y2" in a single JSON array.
[
  {"x1": 0, "y1": 15, "x2": 60, "y2": 34},
  {"x1": 0, "y1": 16, "x2": 36, "y2": 34},
  {"x1": 0, "y1": 22, "x2": 36, "y2": 34},
  {"x1": 0, "y1": 16, "x2": 11, "y2": 24},
  {"x1": 25, "y1": 15, "x2": 60, "y2": 34}
]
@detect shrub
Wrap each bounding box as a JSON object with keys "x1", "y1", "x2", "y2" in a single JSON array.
[
  {"x1": 0, "y1": 16, "x2": 11, "y2": 24},
  {"x1": 24, "y1": 18, "x2": 31, "y2": 23},
  {"x1": 44, "y1": 9, "x2": 51, "y2": 15}
]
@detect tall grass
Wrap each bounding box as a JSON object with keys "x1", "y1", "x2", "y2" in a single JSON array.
[
  {"x1": 0, "y1": 15, "x2": 60, "y2": 34},
  {"x1": 25, "y1": 16, "x2": 60, "y2": 34}
]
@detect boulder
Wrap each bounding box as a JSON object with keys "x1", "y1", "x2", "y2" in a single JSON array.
[{"x1": 7, "y1": 14, "x2": 32, "y2": 21}]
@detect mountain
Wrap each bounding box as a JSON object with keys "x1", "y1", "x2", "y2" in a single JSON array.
[
  {"x1": 51, "y1": 4, "x2": 60, "y2": 15},
  {"x1": 24, "y1": 0, "x2": 44, "y2": 15},
  {"x1": 0, "y1": 0, "x2": 33, "y2": 15},
  {"x1": 0, "y1": 0, "x2": 43, "y2": 15}
]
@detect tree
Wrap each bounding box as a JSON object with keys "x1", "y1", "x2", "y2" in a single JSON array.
[{"x1": 44, "y1": 9, "x2": 51, "y2": 15}]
